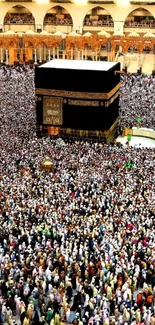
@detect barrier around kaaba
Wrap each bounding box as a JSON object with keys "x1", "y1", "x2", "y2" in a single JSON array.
[{"x1": 35, "y1": 59, "x2": 120, "y2": 142}]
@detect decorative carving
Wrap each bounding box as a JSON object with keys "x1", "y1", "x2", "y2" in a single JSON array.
[
  {"x1": 68, "y1": 99, "x2": 99, "y2": 106},
  {"x1": 60, "y1": 119, "x2": 118, "y2": 140},
  {"x1": 36, "y1": 83, "x2": 120, "y2": 100},
  {"x1": 0, "y1": 35, "x2": 19, "y2": 51},
  {"x1": 110, "y1": 35, "x2": 155, "y2": 54},
  {"x1": 0, "y1": 33, "x2": 154, "y2": 63},
  {"x1": 43, "y1": 96, "x2": 63, "y2": 125},
  {"x1": 105, "y1": 91, "x2": 119, "y2": 107},
  {"x1": 22, "y1": 35, "x2": 62, "y2": 49}
]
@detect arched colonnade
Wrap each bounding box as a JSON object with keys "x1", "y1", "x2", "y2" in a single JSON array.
[
  {"x1": 1, "y1": 3, "x2": 155, "y2": 35},
  {"x1": 0, "y1": 33, "x2": 155, "y2": 64}
]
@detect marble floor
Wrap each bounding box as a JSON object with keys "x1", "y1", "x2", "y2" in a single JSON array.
[{"x1": 116, "y1": 135, "x2": 155, "y2": 148}]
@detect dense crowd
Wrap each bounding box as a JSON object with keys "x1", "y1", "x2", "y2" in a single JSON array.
[
  {"x1": 4, "y1": 14, "x2": 35, "y2": 24},
  {"x1": 44, "y1": 16, "x2": 72, "y2": 26},
  {"x1": 83, "y1": 19, "x2": 113, "y2": 26},
  {"x1": 119, "y1": 74, "x2": 155, "y2": 129},
  {"x1": 0, "y1": 66, "x2": 155, "y2": 325},
  {"x1": 124, "y1": 19, "x2": 155, "y2": 28}
]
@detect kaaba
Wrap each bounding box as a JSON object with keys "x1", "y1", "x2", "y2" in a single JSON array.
[{"x1": 35, "y1": 59, "x2": 120, "y2": 142}]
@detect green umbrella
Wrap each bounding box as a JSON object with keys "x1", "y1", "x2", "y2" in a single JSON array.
[
  {"x1": 124, "y1": 161, "x2": 133, "y2": 168},
  {"x1": 137, "y1": 117, "x2": 141, "y2": 123},
  {"x1": 127, "y1": 161, "x2": 133, "y2": 168},
  {"x1": 127, "y1": 134, "x2": 131, "y2": 141}
]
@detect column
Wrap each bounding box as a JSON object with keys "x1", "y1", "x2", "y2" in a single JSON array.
[
  {"x1": 84, "y1": 48, "x2": 87, "y2": 60},
  {"x1": 9, "y1": 47, "x2": 14, "y2": 64},
  {"x1": 137, "y1": 53, "x2": 142, "y2": 73},
  {"x1": 34, "y1": 49, "x2": 37, "y2": 64},
  {"x1": 95, "y1": 52, "x2": 98, "y2": 61},
  {"x1": 77, "y1": 51, "x2": 80, "y2": 60},
  {"x1": 73, "y1": 11, "x2": 84, "y2": 37},
  {"x1": 81, "y1": 50, "x2": 83, "y2": 60},
  {"x1": 138, "y1": 54, "x2": 140, "y2": 69},
  {"x1": 26, "y1": 48, "x2": 33, "y2": 61},
  {"x1": 43, "y1": 48, "x2": 47, "y2": 61},
  {"x1": 25, "y1": 49, "x2": 29, "y2": 63},
  {"x1": 119, "y1": 45, "x2": 122, "y2": 54},
  {"x1": 71, "y1": 48, "x2": 73, "y2": 60},
  {"x1": 123, "y1": 55, "x2": 126, "y2": 70},
  {"x1": 20, "y1": 49, "x2": 23, "y2": 63},
  {"x1": 57, "y1": 47, "x2": 59, "y2": 59},
  {"x1": 153, "y1": 54, "x2": 155, "y2": 74},
  {"x1": 6, "y1": 49, "x2": 8, "y2": 64},
  {"x1": 63, "y1": 50, "x2": 65, "y2": 60},
  {"x1": 113, "y1": 21, "x2": 124, "y2": 36},
  {"x1": 139, "y1": 53, "x2": 142, "y2": 73},
  {"x1": 74, "y1": 48, "x2": 77, "y2": 60},
  {"x1": 14, "y1": 48, "x2": 18, "y2": 63},
  {"x1": 1, "y1": 48, "x2": 3, "y2": 63},
  {"x1": 39, "y1": 48, "x2": 42, "y2": 63},
  {"x1": 48, "y1": 49, "x2": 50, "y2": 61},
  {"x1": 53, "y1": 47, "x2": 55, "y2": 59}
]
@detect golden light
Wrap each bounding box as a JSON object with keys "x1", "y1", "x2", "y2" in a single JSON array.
[
  {"x1": 117, "y1": 0, "x2": 130, "y2": 6},
  {"x1": 36, "y1": 0, "x2": 49, "y2": 3},
  {"x1": 73, "y1": 0, "x2": 88, "y2": 4}
]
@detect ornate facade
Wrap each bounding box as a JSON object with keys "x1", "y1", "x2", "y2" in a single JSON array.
[
  {"x1": 1, "y1": 2, "x2": 155, "y2": 35},
  {"x1": 0, "y1": 32, "x2": 155, "y2": 64},
  {"x1": 0, "y1": 1, "x2": 155, "y2": 65}
]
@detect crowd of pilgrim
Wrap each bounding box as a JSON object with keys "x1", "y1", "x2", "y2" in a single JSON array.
[{"x1": 0, "y1": 66, "x2": 155, "y2": 325}]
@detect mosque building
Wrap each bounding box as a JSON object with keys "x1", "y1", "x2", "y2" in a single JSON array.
[{"x1": 0, "y1": 0, "x2": 155, "y2": 73}]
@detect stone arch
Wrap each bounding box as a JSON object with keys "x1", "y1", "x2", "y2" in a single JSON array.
[
  {"x1": 124, "y1": 7, "x2": 155, "y2": 28},
  {"x1": 0, "y1": 41, "x2": 5, "y2": 48},
  {"x1": 3, "y1": 5, "x2": 35, "y2": 25},
  {"x1": 70, "y1": 42, "x2": 75, "y2": 49},
  {"x1": 82, "y1": 6, "x2": 114, "y2": 28},
  {"x1": 43, "y1": 5, "x2": 73, "y2": 27},
  {"x1": 127, "y1": 44, "x2": 139, "y2": 53},
  {"x1": 24, "y1": 41, "x2": 33, "y2": 48},
  {"x1": 36, "y1": 41, "x2": 47, "y2": 48},
  {"x1": 142, "y1": 44, "x2": 152, "y2": 53},
  {"x1": 36, "y1": 41, "x2": 48, "y2": 62},
  {"x1": 83, "y1": 42, "x2": 89, "y2": 49},
  {"x1": 54, "y1": 42, "x2": 61, "y2": 48},
  {"x1": 8, "y1": 40, "x2": 17, "y2": 48},
  {"x1": 100, "y1": 44, "x2": 107, "y2": 50}
]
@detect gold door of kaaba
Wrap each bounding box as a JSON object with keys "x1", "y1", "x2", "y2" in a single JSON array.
[{"x1": 43, "y1": 96, "x2": 63, "y2": 125}]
